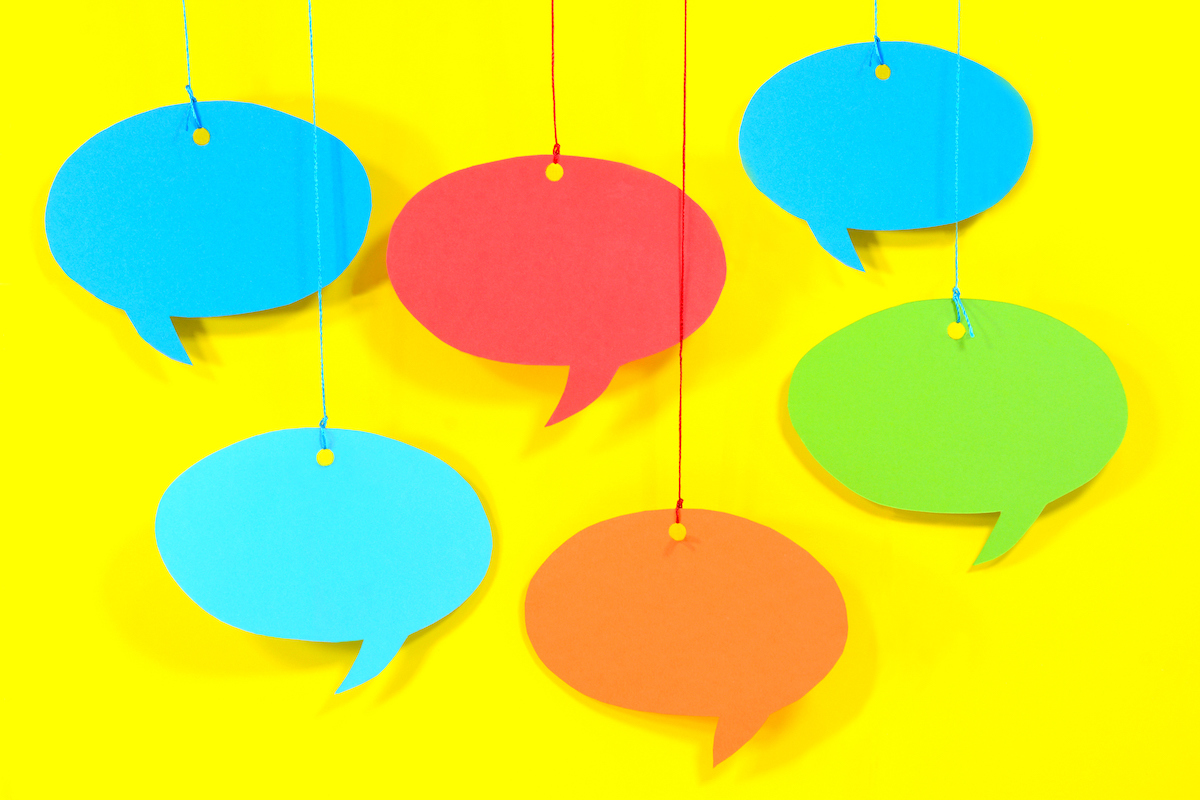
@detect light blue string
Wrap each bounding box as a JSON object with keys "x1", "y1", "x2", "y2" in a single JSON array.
[
  {"x1": 309, "y1": 0, "x2": 328, "y2": 447},
  {"x1": 181, "y1": 0, "x2": 201, "y2": 129},
  {"x1": 952, "y1": 0, "x2": 974, "y2": 337},
  {"x1": 873, "y1": 1, "x2": 884, "y2": 65}
]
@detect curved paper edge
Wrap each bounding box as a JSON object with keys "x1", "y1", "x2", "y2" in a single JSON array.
[
  {"x1": 973, "y1": 503, "x2": 1046, "y2": 565},
  {"x1": 545, "y1": 364, "x2": 619, "y2": 426},
  {"x1": 712, "y1": 709, "x2": 773, "y2": 766},
  {"x1": 126, "y1": 309, "x2": 191, "y2": 364},
  {"x1": 806, "y1": 221, "x2": 864, "y2": 271},
  {"x1": 335, "y1": 634, "x2": 410, "y2": 694}
]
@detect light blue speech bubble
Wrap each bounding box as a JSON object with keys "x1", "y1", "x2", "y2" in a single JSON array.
[
  {"x1": 45, "y1": 101, "x2": 372, "y2": 362},
  {"x1": 155, "y1": 427, "x2": 492, "y2": 693},
  {"x1": 739, "y1": 41, "x2": 1032, "y2": 270}
]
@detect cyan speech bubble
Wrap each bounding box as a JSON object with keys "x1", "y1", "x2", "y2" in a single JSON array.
[
  {"x1": 739, "y1": 41, "x2": 1032, "y2": 270},
  {"x1": 46, "y1": 101, "x2": 372, "y2": 362},
  {"x1": 156, "y1": 427, "x2": 492, "y2": 693}
]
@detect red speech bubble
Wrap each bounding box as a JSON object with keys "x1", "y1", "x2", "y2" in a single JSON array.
[
  {"x1": 525, "y1": 509, "x2": 847, "y2": 765},
  {"x1": 387, "y1": 156, "x2": 726, "y2": 425}
]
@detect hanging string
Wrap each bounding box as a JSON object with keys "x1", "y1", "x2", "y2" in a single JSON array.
[
  {"x1": 676, "y1": 0, "x2": 687, "y2": 524},
  {"x1": 951, "y1": 0, "x2": 974, "y2": 337},
  {"x1": 181, "y1": 0, "x2": 202, "y2": 129},
  {"x1": 550, "y1": 0, "x2": 561, "y2": 162},
  {"x1": 309, "y1": 0, "x2": 329, "y2": 447},
  {"x1": 873, "y1": 0, "x2": 884, "y2": 65}
]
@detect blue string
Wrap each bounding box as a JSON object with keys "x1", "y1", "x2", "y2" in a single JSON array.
[
  {"x1": 181, "y1": 0, "x2": 201, "y2": 129},
  {"x1": 309, "y1": 0, "x2": 328, "y2": 448},
  {"x1": 873, "y1": 1, "x2": 884, "y2": 65},
  {"x1": 952, "y1": 0, "x2": 974, "y2": 338}
]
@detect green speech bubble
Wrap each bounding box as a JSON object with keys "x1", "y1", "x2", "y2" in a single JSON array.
[{"x1": 788, "y1": 299, "x2": 1127, "y2": 565}]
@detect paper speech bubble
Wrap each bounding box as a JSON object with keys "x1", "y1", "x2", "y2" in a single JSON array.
[
  {"x1": 739, "y1": 41, "x2": 1032, "y2": 270},
  {"x1": 525, "y1": 509, "x2": 847, "y2": 765},
  {"x1": 46, "y1": 101, "x2": 372, "y2": 363},
  {"x1": 156, "y1": 427, "x2": 491, "y2": 692},
  {"x1": 788, "y1": 300, "x2": 1127, "y2": 564},
  {"x1": 387, "y1": 155, "x2": 726, "y2": 425}
]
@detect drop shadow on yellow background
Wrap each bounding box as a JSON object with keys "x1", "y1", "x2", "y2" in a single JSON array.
[
  {"x1": 847, "y1": 110, "x2": 1038, "y2": 277},
  {"x1": 852, "y1": 216, "x2": 980, "y2": 276},
  {"x1": 514, "y1": 543, "x2": 878, "y2": 782},
  {"x1": 775, "y1": 332, "x2": 1157, "y2": 569},
  {"x1": 104, "y1": 527, "x2": 359, "y2": 677},
  {"x1": 104, "y1": 512, "x2": 501, "y2": 710}
]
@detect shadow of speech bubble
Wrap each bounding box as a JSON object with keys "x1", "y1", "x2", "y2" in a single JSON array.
[
  {"x1": 155, "y1": 427, "x2": 492, "y2": 692},
  {"x1": 788, "y1": 300, "x2": 1127, "y2": 564},
  {"x1": 739, "y1": 41, "x2": 1032, "y2": 270},
  {"x1": 45, "y1": 101, "x2": 372, "y2": 362},
  {"x1": 525, "y1": 509, "x2": 847, "y2": 765},
  {"x1": 386, "y1": 155, "x2": 726, "y2": 425}
]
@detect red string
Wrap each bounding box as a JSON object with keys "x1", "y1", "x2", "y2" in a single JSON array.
[
  {"x1": 550, "y1": 0, "x2": 560, "y2": 162},
  {"x1": 676, "y1": 0, "x2": 687, "y2": 524}
]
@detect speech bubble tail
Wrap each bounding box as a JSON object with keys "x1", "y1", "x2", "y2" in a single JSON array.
[
  {"x1": 545, "y1": 364, "x2": 618, "y2": 426},
  {"x1": 807, "y1": 221, "x2": 864, "y2": 271},
  {"x1": 973, "y1": 504, "x2": 1046, "y2": 565},
  {"x1": 125, "y1": 310, "x2": 191, "y2": 364},
  {"x1": 335, "y1": 633, "x2": 409, "y2": 694},
  {"x1": 712, "y1": 710, "x2": 772, "y2": 766}
]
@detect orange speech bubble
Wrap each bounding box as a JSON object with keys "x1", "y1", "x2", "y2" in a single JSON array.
[{"x1": 525, "y1": 509, "x2": 847, "y2": 765}]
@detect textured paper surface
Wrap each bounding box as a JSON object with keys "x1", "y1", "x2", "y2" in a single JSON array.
[
  {"x1": 155, "y1": 427, "x2": 492, "y2": 692},
  {"x1": 525, "y1": 508, "x2": 847, "y2": 765},
  {"x1": 387, "y1": 155, "x2": 726, "y2": 425},
  {"x1": 788, "y1": 299, "x2": 1127, "y2": 564},
  {"x1": 45, "y1": 101, "x2": 372, "y2": 362},
  {"x1": 739, "y1": 41, "x2": 1032, "y2": 269}
]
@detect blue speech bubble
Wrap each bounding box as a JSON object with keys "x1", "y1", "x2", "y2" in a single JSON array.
[
  {"x1": 739, "y1": 41, "x2": 1032, "y2": 270},
  {"x1": 155, "y1": 427, "x2": 492, "y2": 693},
  {"x1": 45, "y1": 101, "x2": 372, "y2": 362}
]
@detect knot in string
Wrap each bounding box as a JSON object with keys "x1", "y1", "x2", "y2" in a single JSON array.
[
  {"x1": 873, "y1": 0, "x2": 883, "y2": 64},
  {"x1": 675, "y1": 497, "x2": 684, "y2": 524},
  {"x1": 951, "y1": 285, "x2": 975, "y2": 338},
  {"x1": 552, "y1": 142, "x2": 560, "y2": 163},
  {"x1": 184, "y1": 84, "x2": 202, "y2": 129}
]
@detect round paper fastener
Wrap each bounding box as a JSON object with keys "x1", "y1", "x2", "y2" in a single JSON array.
[
  {"x1": 668, "y1": 523, "x2": 687, "y2": 541},
  {"x1": 192, "y1": 128, "x2": 210, "y2": 146},
  {"x1": 316, "y1": 448, "x2": 335, "y2": 466},
  {"x1": 875, "y1": 64, "x2": 891, "y2": 80},
  {"x1": 545, "y1": 162, "x2": 564, "y2": 181},
  {"x1": 947, "y1": 321, "x2": 967, "y2": 340}
]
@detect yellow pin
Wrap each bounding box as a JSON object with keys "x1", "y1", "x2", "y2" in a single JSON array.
[
  {"x1": 875, "y1": 64, "x2": 891, "y2": 80},
  {"x1": 545, "y1": 162, "x2": 564, "y2": 181},
  {"x1": 947, "y1": 321, "x2": 967, "y2": 340},
  {"x1": 192, "y1": 127, "x2": 210, "y2": 146},
  {"x1": 668, "y1": 523, "x2": 687, "y2": 541},
  {"x1": 316, "y1": 448, "x2": 335, "y2": 466}
]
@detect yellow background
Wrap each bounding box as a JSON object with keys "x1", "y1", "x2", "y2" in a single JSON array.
[{"x1": 3, "y1": 0, "x2": 1196, "y2": 796}]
